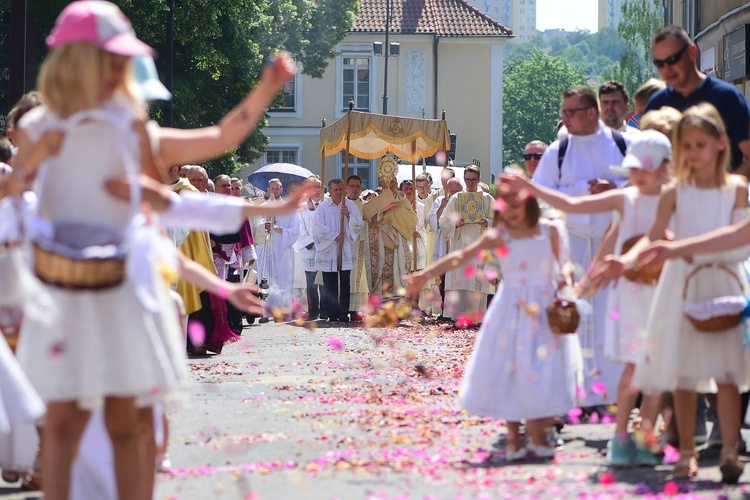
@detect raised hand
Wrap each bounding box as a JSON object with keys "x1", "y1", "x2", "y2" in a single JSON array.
[
  {"x1": 262, "y1": 51, "x2": 297, "y2": 90},
  {"x1": 227, "y1": 284, "x2": 264, "y2": 316}
]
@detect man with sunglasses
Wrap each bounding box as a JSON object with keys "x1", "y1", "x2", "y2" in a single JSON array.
[
  {"x1": 522, "y1": 140, "x2": 547, "y2": 177},
  {"x1": 646, "y1": 25, "x2": 750, "y2": 176}
]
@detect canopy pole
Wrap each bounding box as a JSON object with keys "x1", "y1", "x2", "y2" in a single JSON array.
[
  {"x1": 320, "y1": 118, "x2": 327, "y2": 186},
  {"x1": 441, "y1": 109, "x2": 449, "y2": 194},
  {"x1": 411, "y1": 139, "x2": 418, "y2": 273},
  {"x1": 338, "y1": 101, "x2": 354, "y2": 272}
]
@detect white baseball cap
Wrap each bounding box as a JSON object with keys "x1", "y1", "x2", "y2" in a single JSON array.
[{"x1": 611, "y1": 129, "x2": 671, "y2": 175}]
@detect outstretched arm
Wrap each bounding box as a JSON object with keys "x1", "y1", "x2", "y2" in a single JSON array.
[
  {"x1": 156, "y1": 52, "x2": 296, "y2": 166},
  {"x1": 502, "y1": 173, "x2": 624, "y2": 215},
  {"x1": 179, "y1": 252, "x2": 263, "y2": 315},
  {"x1": 638, "y1": 215, "x2": 750, "y2": 266}
]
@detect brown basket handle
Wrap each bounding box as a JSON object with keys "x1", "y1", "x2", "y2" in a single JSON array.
[{"x1": 682, "y1": 263, "x2": 743, "y2": 300}]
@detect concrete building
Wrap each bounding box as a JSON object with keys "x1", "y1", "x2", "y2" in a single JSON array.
[
  {"x1": 664, "y1": 1, "x2": 750, "y2": 98},
  {"x1": 240, "y1": 0, "x2": 512, "y2": 188},
  {"x1": 466, "y1": 0, "x2": 537, "y2": 41},
  {"x1": 599, "y1": 0, "x2": 626, "y2": 29}
]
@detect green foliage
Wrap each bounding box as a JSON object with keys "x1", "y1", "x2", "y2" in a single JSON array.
[
  {"x1": 505, "y1": 27, "x2": 625, "y2": 84},
  {"x1": 11, "y1": 0, "x2": 359, "y2": 175},
  {"x1": 615, "y1": 0, "x2": 663, "y2": 98},
  {"x1": 502, "y1": 50, "x2": 585, "y2": 167}
]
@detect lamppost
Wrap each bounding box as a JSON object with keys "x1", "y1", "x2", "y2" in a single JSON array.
[{"x1": 372, "y1": 0, "x2": 399, "y2": 115}]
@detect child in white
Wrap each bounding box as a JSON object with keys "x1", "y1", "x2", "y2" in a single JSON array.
[
  {"x1": 598, "y1": 103, "x2": 750, "y2": 484},
  {"x1": 408, "y1": 183, "x2": 582, "y2": 459},
  {"x1": 504, "y1": 129, "x2": 673, "y2": 466}
]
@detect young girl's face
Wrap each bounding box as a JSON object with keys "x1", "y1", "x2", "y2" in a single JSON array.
[
  {"x1": 500, "y1": 195, "x2": 528, "y2": 228},
  {"x1": 680, "y1": 125, "x2": 726, "y2": 176},
  {"x1": 101, "y1": 54, "x2": 130, "y2": 100},
  {"x1": 628, "y1": 167, "x2": 663, "y2": 191}
]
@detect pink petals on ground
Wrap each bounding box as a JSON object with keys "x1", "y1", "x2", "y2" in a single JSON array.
[{"x1": 326, "y1": 337, "x2": 344, "y2": 351}]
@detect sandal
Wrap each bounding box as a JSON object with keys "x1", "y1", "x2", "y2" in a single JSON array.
[
  {"x1": 719, "y1": 448, "x2": 744, "y2": 485},
  {"x1": 673, "y1": 453, "x2": 698, "y2": 479}
]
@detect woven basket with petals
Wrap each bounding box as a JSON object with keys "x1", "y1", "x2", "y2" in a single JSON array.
[
  {"x1": 546, "y1": 298, "x2": 580, "y2": 335},
  {"x1": 683, "y1": 264, "x2": 744, "y2": 333},
  {"x1": 33, "y1": 244, "x2": 125, "y2": 290}
]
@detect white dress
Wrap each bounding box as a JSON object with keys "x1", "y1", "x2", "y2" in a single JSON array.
[
  {"x1": 604, "y1": 187, "x2": 661, "y2": 364},
  {"x1": 459, "y1": 220, "x2": 583, "y2": 421},
  {"x1": 0, "y1": 334, "x2": 44, "y2": 472},
  {"x1": 15, "y1": 105, "x2": 189, "y2": 410},
  {"x1": 633, "y1": 178, "x2": 750, "y2": 394}
]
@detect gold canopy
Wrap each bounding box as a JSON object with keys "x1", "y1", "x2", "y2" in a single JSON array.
[{"x1": 319, "y1": 111, "x2": 450, "y2": 163}]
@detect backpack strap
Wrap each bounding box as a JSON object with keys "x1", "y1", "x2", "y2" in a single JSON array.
[
  {"x1": 557, "y1": 129, "x2": 627, "y2": 181},
  {"x1": 612, "y1": 129, "x2": 627, "y2": 156},
  {"x1": 557, "y1": 136, "x2": 569, "y2": 180}
]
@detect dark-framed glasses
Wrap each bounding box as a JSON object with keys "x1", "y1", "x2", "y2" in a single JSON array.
[
  {"x1": 523, "y1": 153, "x2": 543, "y2": 161},
  {"x1": 559, "y1": 106, "x2": 593, "y2": 118}
]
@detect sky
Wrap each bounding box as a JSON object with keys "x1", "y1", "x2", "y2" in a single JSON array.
[{"x1": 536, "y1": 0, "x2": 599, "y2": 33}]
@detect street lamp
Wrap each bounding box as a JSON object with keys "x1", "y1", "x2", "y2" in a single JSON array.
[{"x1": 374, "y1": 0, "x2": 400, "y2": 115}]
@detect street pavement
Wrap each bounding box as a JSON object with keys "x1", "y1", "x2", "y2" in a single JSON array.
[{"x1": 3, "y1": 319, "x2": 750, "y2": 499}]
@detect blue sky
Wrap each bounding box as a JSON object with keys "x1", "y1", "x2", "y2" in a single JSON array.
[{"x1": 537, "y1": 0, "x2": 599, "y2": 33}]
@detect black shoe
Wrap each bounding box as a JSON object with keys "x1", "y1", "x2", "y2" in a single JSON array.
[
  {"x1": 258, "y1": 317, "x2": 270, "y2": 324},
  {"x1": 245, "y1": 316, "x2": 256, "y2": 325}
]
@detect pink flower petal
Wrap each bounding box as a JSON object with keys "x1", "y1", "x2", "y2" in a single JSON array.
[
  {"x1": 187, "y1": 321, "x2": 205, "y2": 347},
  {"x1": 327, "y1": 337, "x2": 344, "y2": 351}
]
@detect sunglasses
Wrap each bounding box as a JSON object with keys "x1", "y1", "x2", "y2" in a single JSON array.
[
  {"x1": 523, "y1": 153, "x2": 543, "y2": 160},
  {"x1": 652, "y1": 44, "x2": 689, "y2": 68}
]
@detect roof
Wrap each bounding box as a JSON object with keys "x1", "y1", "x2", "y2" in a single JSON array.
[{"x1": 351, "y1": 0, "x2": 513, "y2": 37}]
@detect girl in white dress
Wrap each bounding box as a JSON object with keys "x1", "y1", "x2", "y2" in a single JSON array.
[
  {"x1": 596, "y1": 103, "x2": 750, "y2": 483},
  {"x1": 408, "y1": 183, "x2": 582, "y2": 460},
  {"x1": 504, "y1": 129, "x2": 673, "y2": 467}
]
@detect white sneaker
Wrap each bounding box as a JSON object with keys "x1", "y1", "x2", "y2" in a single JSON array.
[
  {"x1": 156, "y1": 454, "x2": 172, "y2": 472},
  {"x1": 505, "y1": 446, "x2": 527, "y2": 462},
  {"x1": 526, "y1": 442, "x2": 556, "y2": 460}
]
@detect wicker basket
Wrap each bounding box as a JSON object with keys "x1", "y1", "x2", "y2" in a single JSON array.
[
  {"x1": 621, "y1": 234, "x2": 665, "y2": 285},
  {"x1": 546, "y1": 298, "x2": 580, "y2": 335},
  {"x1": 33, "y1": 244, "x2": 125, "y2": 290},
  {"x1": 683, "y1": 263, "x2": 744, "y2": 333}
]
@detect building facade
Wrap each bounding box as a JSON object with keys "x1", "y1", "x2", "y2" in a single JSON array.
[
  {"x1": 240, "y1": 0, "x2": 512, "y2": 189},
  {"x1": 465, "y1": 0, "x2": 537, "y2": 41},
  {"x1": 599, "y1": 0, "x2": 626, "y2": 29},
  {"x1": 664, "y1": 1, "x2": 750, "y2": 98}
]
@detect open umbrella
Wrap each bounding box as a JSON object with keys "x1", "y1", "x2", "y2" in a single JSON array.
[{"x1": 247, "y1": 163, "x2": 314, "y2": 195}]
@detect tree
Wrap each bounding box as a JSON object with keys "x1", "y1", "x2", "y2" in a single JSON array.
[
  {"x1": 608, "y1": 0, "x2": 663, "y2": 98},
  {"x1": 502, "y1": 49, "x2": 586, "y2": 167},
  {"x1": 8, "y1": 0, "x2": 359, "y2": 174}
]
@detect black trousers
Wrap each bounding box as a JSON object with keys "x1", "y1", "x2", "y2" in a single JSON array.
[
  {"x1": 305, "y1": 271, "x2": 321, "y2": 318},
  {"x1": 321, "y1": 270, "x2": 351, "y2": 320},
  {"x1": 225, "y1": 269, "x2": 243, "y2": 334}
]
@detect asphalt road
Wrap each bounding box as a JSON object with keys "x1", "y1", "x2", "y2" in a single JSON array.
[{"x1": 3, "y1": 319, "x2": 750, "y2": 499}]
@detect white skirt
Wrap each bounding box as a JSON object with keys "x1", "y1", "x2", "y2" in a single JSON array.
[
  {"x1": 0, "y1": 335, "x2": 44, "y2": 471},
  {"x1": 604, "y1": 279, "x2": 657, "y2": 365},
  {"x1": 459, "y1": 283, "x2": 582, "y2": 421},
  {"x1": 17, "y1": 277, "x2": 189, "y2": 410}
]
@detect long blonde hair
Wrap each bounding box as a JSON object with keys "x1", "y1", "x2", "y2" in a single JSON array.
[
  {"x1": 38, "y1": 43, "x2": 141, "y2": 117},
  {"x1": 672, "y1": 103, "x2": 730, "y2": 186}
]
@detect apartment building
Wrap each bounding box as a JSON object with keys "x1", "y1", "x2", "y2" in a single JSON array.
[{"x1": 467, "y1": 0, "x2": 537, "y2": 41}]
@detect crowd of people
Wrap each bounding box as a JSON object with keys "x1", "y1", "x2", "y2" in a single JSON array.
[
  {"x1": 2, "y1": 2, "x2": 750, "y2": 497},
  {"x1": 407, "y1": 23, "x2": 750, "y2": 484}
]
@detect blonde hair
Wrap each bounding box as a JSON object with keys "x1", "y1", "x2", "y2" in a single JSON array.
[
  {"x1": 38, "y1": 43, "x2": 140, "y2": 117},
  {"x1": 672, "y1": 103, "x2": 730, "y2": 186},
  {"x1": 639, "y1": 106, "x2": 682, "y2": 142}
]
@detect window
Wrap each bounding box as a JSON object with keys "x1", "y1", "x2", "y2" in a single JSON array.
[
  {"x1": 272, "y1": 75, "x2": 296, "y2": 111},
  {"x1": 266, "y1": 149, "x2": 298, "y2": 165},
  {"x1": 342, "y1": 57, "x2": 370, "y2": 111},
  {"x1": 340, "y1": 152, "x2": 372, "y2": 189}
]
